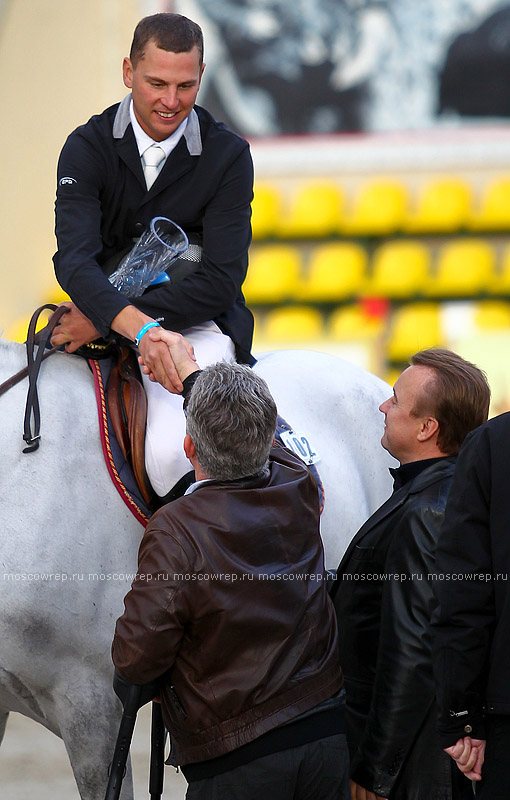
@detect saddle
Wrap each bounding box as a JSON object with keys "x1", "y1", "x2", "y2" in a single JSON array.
[
  {"x1": 101, "y1": 350, "x2": 325, "y2": 516},
  {"x1": 106, "y1": 345, "x2": 154, "y2": 509},
  {"x1": 7, "y1": 307, "x2": 324, "y2": 524}
]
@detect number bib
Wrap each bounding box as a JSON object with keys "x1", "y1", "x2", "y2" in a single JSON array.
[{"x1": 279, "y1": 428, "x2": 320, "y2": 466}]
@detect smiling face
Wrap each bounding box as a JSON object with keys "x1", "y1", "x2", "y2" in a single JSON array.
[
  {"x1": 123, "y1": 40, "x2": 205, "y2": 142},
  {"x1": 379, "y1": 365, "x2": 438, "y2": 464}
]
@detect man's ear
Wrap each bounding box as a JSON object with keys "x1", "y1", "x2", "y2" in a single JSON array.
[
  {"x1": 183, "y1": 434, "x2": 196, "y2": 462},
  {"x1": 123, "y1": 57, "x2": 133, "y2": 89},
  {"x1": 417, "y1": 416, "x2": 439, "y2": 443}
]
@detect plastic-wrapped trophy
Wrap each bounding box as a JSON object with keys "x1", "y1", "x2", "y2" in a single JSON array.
[{"x1": 108, "y1": 216, "x2": 189, "y2": 298}]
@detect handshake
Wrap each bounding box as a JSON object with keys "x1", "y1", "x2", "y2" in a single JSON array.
[{"x1": 138, "y1": 326, "x2": 199, "y2": 392}]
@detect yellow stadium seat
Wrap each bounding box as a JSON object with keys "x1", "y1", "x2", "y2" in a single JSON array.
[
  {"x1": 427, "y1": 239, "x2": 495, "y2": 297},
  {"x1": 404, "y1": 177, "x2": 472, "y2": 234},
  {"x1": 297, "y1": 242, "x2": 367, "y2": 302},
  {"x1": 474, "y1": 301, "x2": 510, "y2": 330},
  {"x1": 278, "y1": 181, "x2": 343, "y2": 238},
  {"x1": 387, "y1": 303, "x2": 443, "y2": 361},
  {"x1": 263, "y1": 306, "x2": 324, "y2": 342},
  {"x1": 3, "y1": 306, "x2": 61, "y2": 342},
  {"x1": 340, "y1": 179, "x2": 409, "y2": 236},
  {"x1": 469, "y1": 177, "x2": 510, "y2": 231},
  {"x1": 48, "y1": 291, "x2": 71, "y2": 304},
  {"x1": 251, "y1": 183, "x2": 282, "y2": 239},
  {"x1": 489, "y1": 244, "x2": 510, "y2": 295},
  {"x1": 244, "y1": 245, "x2": 302, "y2": 304},
  {"x1": 328, "y1": 303, "x2": 385, "y2": 342},
  {"x1": 384, "y1": 368, "x2": 403, "y2": 389},
  {"x1": 365, "y1": 240, "x2": 430, "y2": 299},
  {"x1": 3, "y1": 315, "x2": 31, "y2": 342},
  {"x1": 43, "y1": 279, "x2": 71, "y2": 305}
]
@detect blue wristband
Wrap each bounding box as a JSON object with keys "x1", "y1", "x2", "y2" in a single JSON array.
[{"x1": 134, "y1": 321, "x2": 161, "y2": 347}]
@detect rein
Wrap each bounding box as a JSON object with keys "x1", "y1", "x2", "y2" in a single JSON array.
[{"x1": 0, "y1": 304, "x2": 70, "y2": 452}]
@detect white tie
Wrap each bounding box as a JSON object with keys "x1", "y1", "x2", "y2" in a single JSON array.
[{"x1": 142, "y1": 145, "x2": 166, "y2": 189}]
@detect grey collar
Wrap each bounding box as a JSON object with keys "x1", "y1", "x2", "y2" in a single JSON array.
[{"x1": 112, "y1": 94, "x2": 202, "y2": 155}]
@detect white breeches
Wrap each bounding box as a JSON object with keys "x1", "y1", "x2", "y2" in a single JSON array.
[{"x1": 141, "y1": 321, "x2": 236, "y2": 497}]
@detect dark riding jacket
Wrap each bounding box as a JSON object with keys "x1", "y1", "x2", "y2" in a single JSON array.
[
  {"x1": 53, "y1": 97, "x2": 254, "y2": 363},
  {"x1": 112, "y1": 444, "x2": 342, "y2": 766}
]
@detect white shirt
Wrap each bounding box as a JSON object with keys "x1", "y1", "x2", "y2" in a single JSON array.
[
  {"x1": 129, "y1": 99, "x2": 188, "y2": 163},
  {"x1": 184, "y1": 478, "x2": 215, "y2": 495}
]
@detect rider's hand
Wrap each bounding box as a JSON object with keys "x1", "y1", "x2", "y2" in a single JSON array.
[
  {"x1": 50, "y1": 302, "x2": 101, "y2": 352},
  {"x1": 138, "y1": 329, "x2": 198, "y2": 391}
]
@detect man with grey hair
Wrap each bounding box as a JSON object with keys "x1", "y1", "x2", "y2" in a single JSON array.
[
  {"x1": 184, "y1": 361, "x2": 276, "y2": 482},
  {"x1": 112, "y1": 331, "x2": 349, "y2": 799}
]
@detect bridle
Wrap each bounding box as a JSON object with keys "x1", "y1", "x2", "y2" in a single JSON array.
[{"x1": 0, "y1": 304, "x2": 70, "y2": 452}]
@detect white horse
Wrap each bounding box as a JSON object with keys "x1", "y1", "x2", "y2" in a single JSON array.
[{"x1": 0, "y1": 339, "x2": 394, "y2": 799}]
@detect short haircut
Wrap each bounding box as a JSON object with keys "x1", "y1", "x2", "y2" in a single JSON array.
[
  {"x1": 186, "y1": 363, "x2": 277, "y2": 481},
  {"x1": 130, "y1": 13, "x2": 203, "y2": 67},
  {"x1": 410, "y1": 348, "x2": 490, "y2": 455}
]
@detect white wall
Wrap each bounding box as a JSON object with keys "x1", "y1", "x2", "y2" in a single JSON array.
[{"x1": 0, "y1": 0, "x2": 142, "y2": 333}]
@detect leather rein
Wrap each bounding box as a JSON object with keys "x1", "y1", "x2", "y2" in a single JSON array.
[{"x1": 0, "y1": 304, "x2": 70, "y2": 452}]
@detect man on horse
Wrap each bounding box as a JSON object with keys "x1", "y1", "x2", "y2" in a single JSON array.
[
  {"x1": 51, "y1": 12, "x2": 254, "y2": 501},
  {"x1": 112, "y1": 333, "x2": 350, "y2": 799}
]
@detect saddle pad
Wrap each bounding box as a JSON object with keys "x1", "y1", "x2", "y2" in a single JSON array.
[{"x1": 89, "y1": 358, "x2": 151, "y2": 527}]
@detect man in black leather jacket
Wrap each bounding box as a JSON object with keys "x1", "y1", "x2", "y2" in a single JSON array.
[
  {"x1": 331, "y1": 348, "x2": 490, "y2": 800},
  {"x1": 432, "y1": 412, "x2": 510, "y2": 797}
]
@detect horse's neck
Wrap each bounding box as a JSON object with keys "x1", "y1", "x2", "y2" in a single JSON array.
[{"x1": 0, "y1": 339, "x2": 95, "y2": 407}]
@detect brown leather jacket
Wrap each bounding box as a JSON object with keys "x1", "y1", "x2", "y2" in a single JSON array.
[{"x1": 112, "y1": 444, "x2": 342, "y2": 766}]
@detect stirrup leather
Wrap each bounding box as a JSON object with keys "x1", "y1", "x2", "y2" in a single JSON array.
[{"x1": 106, "y1": 345, "x2": 154, "y2": 507}]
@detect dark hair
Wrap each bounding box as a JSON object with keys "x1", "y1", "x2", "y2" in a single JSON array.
[
  {"x1": 130, "y1": 13, "x2": 203, "y2": 67},
  {"x1": 410, "y1": 348, "x2": 490, "y2": 455},
  {"x1": 186, "y1": 363, "x2": 277, "y2": 481}
]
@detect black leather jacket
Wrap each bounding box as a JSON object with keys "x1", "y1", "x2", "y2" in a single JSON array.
[
  {"x1": 433, "y1": 413, "x2": 510, "y2": 746},
  {"x1": 332, "y1": 457, "x2": 465, "y2": 799}
]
